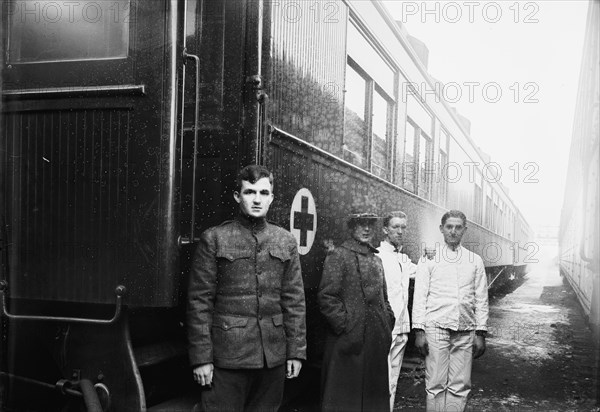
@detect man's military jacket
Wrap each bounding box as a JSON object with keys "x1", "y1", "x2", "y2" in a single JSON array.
[{"x1": 187, "y1": 214, "x2": 307, "y2": 369}]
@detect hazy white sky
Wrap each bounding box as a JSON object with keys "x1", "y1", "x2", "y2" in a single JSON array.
[{"x1": 383, "y1": 0, "x2": 589, "y2": 230}]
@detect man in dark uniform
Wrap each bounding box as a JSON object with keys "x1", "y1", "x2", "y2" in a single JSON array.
[{"x1": 187, "y1": 165, "x2": 307, "y2": 411}]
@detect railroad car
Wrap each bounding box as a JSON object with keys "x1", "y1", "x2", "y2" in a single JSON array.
[
  {"x1": 559, "y1": 0, "x2": 599, "y2": 343},
  {"x1": 0, "y1": 1, "x2": 532, "y2": 410}
]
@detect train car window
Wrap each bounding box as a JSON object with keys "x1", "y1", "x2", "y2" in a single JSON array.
[
  {"x1": 492, "y1": 192, "x2": 499, "y2": 233},
  {"x1": 7, "y1": 0, "x2": 130, "y2": 64},
  {"x1": 347, "y1": 23, "x2": 394, "y2": 97},
  {"x1": 405, "y1": 95, "x2": 433, "y2": 194},
  {"x1": 474, "y1": 174, "x2": 483, "y2": 224},
  {"x1": 485, "y1": 187, "x2": 493, "y2": 229},
  {"x1": 343, "y1": 64, "x2": 369, "y2": 168},
  {"x1": 418, "y1": 132, "x2": 432, "y2": 199},
  {"x1": 371, "y1": 89, "x2": 391, "y2": 179},
  {"x1": 407, "y1": 94, "x2": 433, "y2": 136},
  {"x1": 344, "y1": 22, "x2": 396, "y2": 180},
  {"x1": 439, "y1": 129, "x2": 449, "y2": 205},
  {"x1": 439, "y1": 150, "x2": 448, "y2": 205},
  {"x1": 403, "y1": 119, "x2": 417, "y2": 192},
  {"x1": 499, "y1": 200, "x2": 505, "y2": 236}
]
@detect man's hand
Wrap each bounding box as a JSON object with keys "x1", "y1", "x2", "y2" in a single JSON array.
[
  {"x1": 193, "y1": 363, "x2": 214, "y2": 386},
  {"x1": 286, "y1": 359, "x2": 302, "y2": 379},
  {"x1": 473, "y1": 335, "x2": 486, "y2": 358},
  {"x1": 414, "y1": 330, "x2": 429, "y2": 357}
]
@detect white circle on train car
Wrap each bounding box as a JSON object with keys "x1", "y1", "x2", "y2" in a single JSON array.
[{"x1": 289, "y1": 188, "x2": 317, "y2": 255}]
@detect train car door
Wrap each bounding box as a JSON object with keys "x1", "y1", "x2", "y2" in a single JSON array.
[
  {"x1": 1, "y1": 1, "x2": 186, "y2": 410},
  {"x1": 178, "y1": 0, "x2": 261, "y2": 247}
]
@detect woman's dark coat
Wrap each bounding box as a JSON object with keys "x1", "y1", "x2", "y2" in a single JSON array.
[{"x1": 318, "y1": 239, "x2": 395, "y2": 412}]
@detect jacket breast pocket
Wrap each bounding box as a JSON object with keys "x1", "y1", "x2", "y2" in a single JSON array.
[
  {"x1": 216, "y1": 248, "x2": 252, "y2": 262},
  {"x1": 269, "y1": 246, "x2": 291, "y2": 262},
  {"x1": 212, "y1": 314, "x2": 250, "y2": 359},
  {"x1": 267, "y1": 246, "x2": 291, "y2": 287}
]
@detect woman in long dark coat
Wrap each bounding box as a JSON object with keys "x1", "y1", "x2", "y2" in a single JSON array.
[{"x1": 318, "y1": 212, "x2": 395, "y2": 412}]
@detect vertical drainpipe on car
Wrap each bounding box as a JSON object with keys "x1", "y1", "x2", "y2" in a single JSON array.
[{"x1": 242, "y1": 0, "x2": 268, "y2": 167}]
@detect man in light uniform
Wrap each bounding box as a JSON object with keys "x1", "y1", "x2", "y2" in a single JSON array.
[
  {"x1": 377, "y1": 211, "x2": 417, "y2": 410},
  {"x1": 412, "y1": 210, "x2": 488, "y2": 412}
]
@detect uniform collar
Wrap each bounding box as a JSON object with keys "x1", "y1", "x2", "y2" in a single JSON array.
[
  {"x1": 379, "y1": 240, "x2": 402, "y2": 253},
  {"x1": 443, "y1": 244, "x2": 462, "y2": 253},
  {"x1": 236, "y1": 213, "x2": 267, "y2": 232},
  {"x1": 342, "y1": 238, "x2": 378, "y2": 255}
]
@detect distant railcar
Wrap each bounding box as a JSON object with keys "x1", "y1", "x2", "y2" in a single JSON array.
[
  {"x1": 0, "y1": 1, "x2": 531, "y2": 410},
  {"x1": 559, "y1": 0, "x2": 599, "y2": 342}
]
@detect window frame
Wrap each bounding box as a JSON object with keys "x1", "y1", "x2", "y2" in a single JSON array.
[
  {"x1": 343, "y1": 25, "x2": 396, "y2": 181},
  {"x1": 3, "y1": 0, "x2": 137, "y2": 89}
]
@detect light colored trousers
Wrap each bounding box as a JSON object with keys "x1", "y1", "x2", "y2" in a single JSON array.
[
  {"x1": 388, "y1": 332, "x2": 408, "y2": 411},
  {"x1": 425, "y1": 326, "x2": 474, "y2": 412}
]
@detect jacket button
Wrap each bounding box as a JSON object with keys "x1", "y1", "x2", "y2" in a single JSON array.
[
  {"x1": 258, "y1": 315, "x2": 263, "y2": 320},
  {"x1": 258, "y1": 291, "x2": 263, "y2": 297}
]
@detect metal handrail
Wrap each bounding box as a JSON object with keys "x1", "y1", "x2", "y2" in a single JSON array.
[
  {"x1": 0, "y1": 282, "x2": 126, "y2": 324},
  {"x1": 0, "y1": 372, "x2": 82, "y2": 398},
  {"x1": 178, "y1": 49, "x2": 201, "y2": 247}
]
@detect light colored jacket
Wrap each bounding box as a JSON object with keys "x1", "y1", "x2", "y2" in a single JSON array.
[
  {"x1": 377, "y1": 241, "x2": 417, "y2": 334},
  {"x1": 412, "y1": 245, "x2": 489, "y2": 331}
]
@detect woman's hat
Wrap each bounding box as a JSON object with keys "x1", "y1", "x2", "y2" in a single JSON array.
[
  {"x1": 347, "y1": 195, "x2": 379, "y2": 221},
  {"x1": 347, "y1": 211, "x2": 379, "y2": 220}
]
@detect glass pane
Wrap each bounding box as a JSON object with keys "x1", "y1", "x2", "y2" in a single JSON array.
[
  {"x1": 407, "y1": 94, "x2": 433, "y2": 136},
  {"x1": 403, "y1": 121, "x2": 416, "y2": 192},
  {"x1": 419, "y1": 133, "x2": 431, "y2": 198},
  {"x1": 344, "y1": 65, "x2": 368, "y2": 168},
  {"x1": 347, "y1": 23, "x2": 394, "y2": 96},
  {"x1": 8, "y1": 0, "x2": 130, "y2": 63},
  {"x1": 440, "y1": 129, "x2": 448, "y2": 153},
  {"x1": 439, "y1": 151, "x2": 448, "y2": 205},
  {"x1": 371, "y1": 91, "x2": 389, "y2": 179}
]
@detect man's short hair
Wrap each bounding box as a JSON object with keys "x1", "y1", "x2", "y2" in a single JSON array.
[
  {"x1": 382, "y1": 211, "x2": 407, "y2": 227},
  {"x1": 236, "y1": 165, "x2": 273, "y2": 191},
  {"x1": 441, "y1": 210, "x2": 467, "y2": 226}
]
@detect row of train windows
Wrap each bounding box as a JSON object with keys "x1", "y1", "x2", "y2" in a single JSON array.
[
  {"x1": 342, "y1": 22, "x2": 514, "y2": 238},
  {"x1": 342, "y1": 33, "x2": 446, "y2": 206}
]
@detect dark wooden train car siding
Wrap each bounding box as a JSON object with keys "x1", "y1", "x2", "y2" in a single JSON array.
[
  {"x1": 1, "y1": 1, "x2": 184, "y2": 307},
  {"x1": 267, "y1": 1, "x2": 348, "y2": 157},
  {"x1": 3, "y1": 109, "x2": 131, "y2": 303}
]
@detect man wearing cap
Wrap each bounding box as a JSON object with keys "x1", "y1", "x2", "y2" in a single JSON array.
[
  {"x1": 187, "y1": 165, "x2": 306, "y2": 412},
  {"x1": 412, "y1": 210, "x2": 488, "y2": 412},
  {"x1": 318, "y1": 208, "x2": 395, "y2": 412},
  {"x1": 377, "y1": 211, "x2": 418, "y2": 410}
]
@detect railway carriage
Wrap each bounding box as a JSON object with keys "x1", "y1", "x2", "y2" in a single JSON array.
[
  {"x1": 559, "y1": 0, "x2": 599, "y2": 344},
  {"x1": 1, "y1": 1, "x2": 531, "y2": 410}
]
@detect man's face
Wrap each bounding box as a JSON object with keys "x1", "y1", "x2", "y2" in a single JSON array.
[
  {"x1": 383, "y1": 217, "x2": 407, "y2": 249},
  {"x1": 234, "y1": 177, "x2": 273, "y2": 218},
  {"x1": 440, "y1": 217, "x2": 467, "y2": 248},
  {"x1": 351, "y1": 220, "x2": 376, "y2": 244}
]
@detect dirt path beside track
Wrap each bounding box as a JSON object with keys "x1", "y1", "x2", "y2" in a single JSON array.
[{"x1": 394, "y1": 254, "x2": 599, "y2": 412}]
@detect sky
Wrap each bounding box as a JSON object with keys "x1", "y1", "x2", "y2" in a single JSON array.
[{"x1": 382, "y1": 0, "x2": 590, "y2": 232}]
